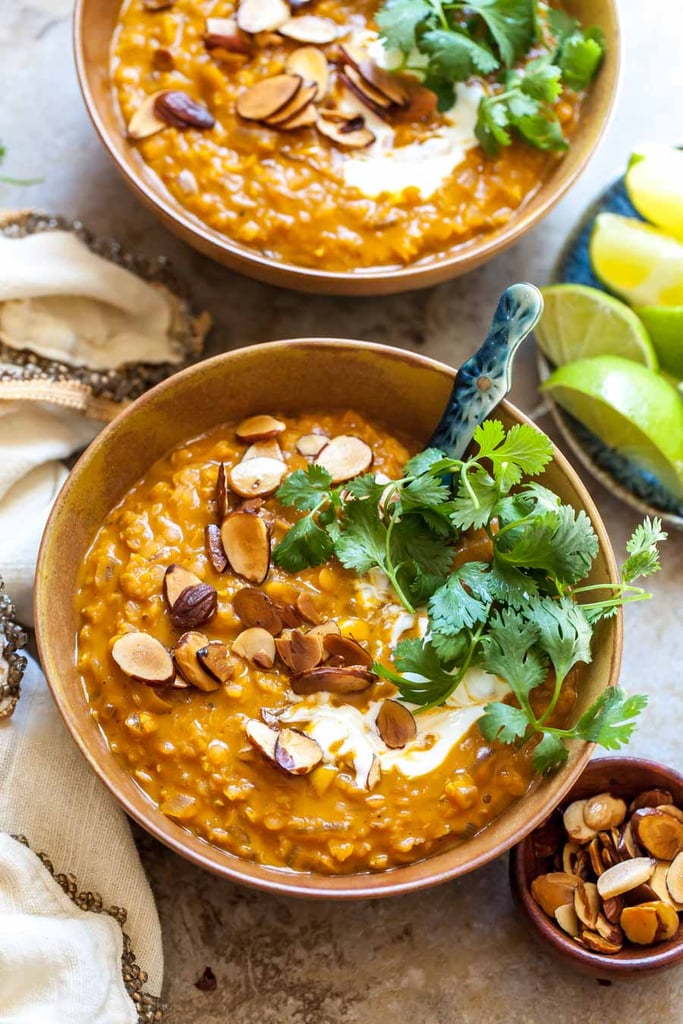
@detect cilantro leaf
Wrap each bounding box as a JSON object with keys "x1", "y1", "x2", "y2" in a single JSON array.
[
  {"x1": 334, "y1": 499, "x2": 387, "y2": 575},
  {"x1": 450, "y1": 467, "x2": 499, "y2": 530},
  {"x1": 463, "y1": 0, "x2": 535, "y2": 67},
  {"x1": 400, "y1": 474, "x2": 451, "y2": 512},
  {"x1": 428, "y1": 562, "x2": 493, "y2": 635},
  {"x1": 478, "y1": 608, "x2": 547, "y2": 709},
  {"x1": 479, "y1": 701, "x2": 530, "y2": 744},
  {"x1": 518, "y1": 55, "x2": 563, "y2": 103},
  {"x1": 421, "y1": 28, "x2": 499, "y2": 81},
  {"x1": 430, "y1": 629, "x2": 470, "y2": 664},
  {"x1": 404, "y1": 448, "x2": 449, "y2": 477},
  {"x1": 475, "y1": 94, "x2": 512, "y2": 154},
  {"x1": 487, "y1": 556, "x2": 538, "y2": 607},
  {"x1": 527, "y1": 596, "x2": 593, "y2": 684},
  {"x1": 392, "y1": 515, "x2": 455, "y2": 576},
  {"x1": 473, "y1": 420, "x2": 554, "y2": 486},
  {"x1": 533, "y1": 731, "x2": 569, "y2": 773},
  {"x1": 559, "y1": 26, "x2": 605, "y2": 90},
  {"x1": 376, "y1": 0, "x2": 432, "y2": 52},
  {"x1": 513, "y1": 109, "x2": 568, "y2": 151},
  {"x1": 376, "y1": 637, "x2": 460, "y2": 705},
  {"x1": 573, "y1": 687, "x2": 649, "y2": 749},
  {"x1": 273, "y1": 514, "x2": 334, "y2": 571},
  {"x1": 496, "y1": 504, "x2": 598, "y2": 583},
  {"x1": 622, "y1": 516, "x2": 667, "y2": 583},
  {"x1": 276, "y1": 465, "x2": 333, "y2": 511}
]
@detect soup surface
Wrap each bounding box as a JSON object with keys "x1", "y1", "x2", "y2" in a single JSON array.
[
  {"x1": 76, "y1": 410, "x2": 578, "y2": 874},
  {"x1": 111, "y1": 0, "x2": 583, "y2": 271}
]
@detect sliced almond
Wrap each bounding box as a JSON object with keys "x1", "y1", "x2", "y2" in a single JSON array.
[
  {"x1": 204, "y1": 17, "x2": 251, "y2": 54},
  {"x1": 275, "y1": 601, "x2": 303, "y2": 629},
  {"x1": 316, "y1": 114, "x2": 375, "y2": 150},
  {"x1": 629, "y1": 788, "x2": 674, "y2": 813},
  {"x1": 236, "y1": 414, "x2": 287, "y2": 441},
  {"x1": 602, "y1": 894, "x2": 624, "y2": 924},
  {"x1": 274, "y1": 726, "x2": 323, "y2": 774},
  {"x1": 620, "y1": 903, "x2": 660, "y2": 945},
  {"x1": 275, "y1": 103, "x2": 318, "y2": 130},
  {"x1": 205, "y1": 523, "x2": 228, "y2": 573},
  {"x1": 290, "y1": 664, "x2": 375, "y2": 695},
  {"x1": 530, "y1": 872, "x2": 580, "y2": 918},
  {"x1": 307, "y1": 619, "x2": 341, "y2": 657},
  {"x1": 574, "y1": 880, "x2": 600, "y2": 929},
  {"x1": 361, "y1": 754, "x2": 381, "y2": 791},
  {"x1": 596, "y1": 913, "x2": 624, "y2": 947},
  {"x1": 314, "y1": 434, "x2": 373, "y2": 483},
  {"x1": 242, "y1": 438, "x2": 284, "y2": 461},
  {"x1": 245, "y1": 718, "x2": 279, "y2": 760},
  {"x1": 632, "y1": 807, "x2": 683, "y2": 861},
  {"x1": 562, "y1": 840, "x2": 580, "y2": 875},
  {"x1": 554, "y1": 903, "x2": 580, "y2": 937},
  {"x1": 233, "y1": 587, "x2": 283, "y2": 634},
  {"x1": 649, "y1": 899, "x2": 681, "y2": 941},
  {"x1": 376, "y1": 700, "x2": 416, "y2": 749},
  {"x1": 295, "y1": 432, "x2": 328, "y2": 457},
  {"x1": 597, "y1": 857, "x2": 656, "y2": 900},
  {"x1": 216, "y1": 462, "x2": 231, "y2": 520},
  {"x1": 112, "y1": 632, "x2": 175, "y2": 685},
  {"x1": 229, "y1": 456, "x2": 287, "y2": 498},
  {"x1": 580, "y1": 930, "x2": 622, "y2": 955},
  {"x1": 127, "y1": 92, "x2": 167, "y2": 140},
  {"x1": 163, "y1": 564, "x2": 203, "y2": 608},
  {"x1": 154, "y1": 91, "x2": 215, "y2": 130},
  {"x1": 322, "y1": 632, "x2": 373, "y2": 667},
  {"x1": 583, "y1": 792, "x2": 627, "y2": 831},
  {"x1": 170, "y1": 583, "x2": 218, "y2": 630},
  {"x1": 197, "y1": 641, "x2": 235, "y2": 684},
  {"x1": 278, "y1": 15, "x2": 338, "y2": 43},
  {"x1": 587, "y1": 836, "x2": 605, "y2": 877},
  {"x1": 221, "y1": 511, "x2": 270, "y2": 583},
  {"x1": 264, "y1": 82, "x2": 318, "y2": 125},
  {"x1": 285, "y1": 48, "x2": 329, "y2": 101},
  {"x1": 232, "y1": 627, "x2": 276, "y2": 669},
  {"x1": 342, "y1": 65, "x2": 393, "y2": 110},
  {"x1": 666, "y1": 851, "x2": 683, "y2": 905},
  {"x1": 659, "y1": 804, "x2": 683, "y2": 823},
  {"x1": 276, "y1": 629, "x2": 324, "y2": 673},
  {"x1": 237, "y1": 0, "x2": 290, "y2": 34},
  {"x1": 237, "y1": 75, "x2": 302, "y2": 121},
  {"x1": 563, "y1": 800, "x2": 598, "y2": 844},
  {"x1": 617, "y1": 820, "x2": 640, "y2": 860},
  {"x1": 340, "y1": 44, "x2": 410, "y2": 107},
  {"x1": 260, "y1": 705, "x2": 284, "y2": 728},
  {"x1": 295, "y1": 591, "x2": 323, "y2": 624},
  {"x1": 173, "y1": 631, "x2": 219, "y2": 692}
]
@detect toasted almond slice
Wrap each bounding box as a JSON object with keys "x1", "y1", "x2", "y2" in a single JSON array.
[
  {"x1": 322, "y1": 632, "x2": 373, "y2": 667},
  {"x1": 629, "y1": 788, "x2": 674, "y2": 813},
  {"x1": 163, "y1": 564, "x2": 203, "y2": 609},
  {"x1": 632, "y1": 807, "x2": 683, "y2": 861},
  {"x1": 620, "y1": 903, "x2": 660, "y2": 945},
  {"x1": 295, "y1": 591, "x2": 322, "y2": 624},
  {"x1": 278, "y1": 14, "x2": 338, "y2": 43},
  {"x1": 204, "y1": 17, "x2": 251, "y2": 54},
  {"x1": 316, "y1": 114, "x2": 375, "y2": 150},
  {"x1": 554, "y1": 903, "x2": 580, "y2": 937},
  {"x1": 285, "y1": 47, "x2": 329, "y2": 101},
  {"x1": 197, "y1": 641, "x2": 235, "y2": 684},
  {"x1": 307, "y1": 619, "x2": 341, "y2": 658},
  {"x1": 237, "y1": 0, "x2": 290, "y2": 34},
  {"x1": 617, "y1": 820, "x2": 640, "y2": 860},
  {"x1": 295, "y1": 432, "x2": 328, "y2": 457},
  {"x1": 229, "y1": 456, "x2": 287, "y2": 498},
  {"x1": 236, "y1": 414, "x2": 287, "y2": 441},
  {"x1": 649, "y1": 899, "x2": 680, "y2": 941},
  {"x1": 597, "y1": 857, "x2": 656, "y2": 900},
  {"x1": 376, "y1": 700, "x2": 416, "y2": 749},
  {"x1": 112, "y1": 632, "x2": 175, "y2": 685},
  {"x1": 394, "y1": 84, "x2": 438, "y2": 124},
  {"x1": 274, "y1": 726, "x2": 323, "y2": 774},
  {"x1": 666, "y1": 851, "x2": 683, "y2": 905},
  {"x1": 171, "y1": 583, "x2": 218, "y2": 630},
  {"x1": 276, "y1": 629, "x2": 324, "y2": 673},
  {"x1": 596, "y1": 913, "x2": 623, "y2": 947},
  {"x1": 221, "y1": 511, "x2": 270, "y2": 583},
  {"x1": 260, "y1": 705, "x2": 284, "y2": 727},
  {"x1": 127, "y1": 92, "x2": 168, "y2": 140},
  {"x1": 562, "y1": 840, "x2": 580, "y2": 875},
  {"x1": 602, "y1": 894, "x2": 624, "y2": 924},
  {"x1": 205, "y1": 523, "x2": 228, "y2": 573},
  {"x1": 659, "y1": 804, "x2": 683, "y2": 823},
  {"x1": 290, "y1": 664, "x2": 375, "y2": 695},
  {"x1": 242, "y1": 438, "x2": 284, "y2": 462},
  {"x1": 237, "y1": 75, "x2": 302, "y2": 121},
  {"x1": 580, "y1": 930, "x2": 622, "y2": 955},
  {"x1": 274, "y1": 102, "x2": 318, "y2": 130},
  {"x1": 583, "y1": 793, "x2": 627, "y2": 831},
  {"x1": 275, "y1": 601, "x2": 303, "y2": 629},
  {"x1": 314, "y1": 434, "x2": 373, "y2": 483},
  {"x1": 340, "y1": 43, "x2": 410, "y2": 107},
  {"x1": 563, "y1": 800, "x2": 598, "y2": 844},
  {"x1": 216, "y1": 462, "x2": 231, "y2": 520},
  {"x1": 343, "y1": 65, "x2": 394, "y2": 110},
  {"x1": 361, "y1": 754, "x2": 381, "y2": 791},
  {"x1": 530, "y1": 872, "x2": 580, "y2": 918},
  {"x1": 264, "y1": 82, "x2": 318, "y2": 124},
  {"x1": 173, "y1": 631, "x2": 219, "y2": 692},
  {"x1": 233, "y1": 587, "x2": 283, "y2": 634},
  {"x1": 574, "y1": 880, "x2": 600, "y2": 929},
  {"x1": 232, "y1": 626, "x2": 276, "y2": 669},
  {"x1": 154, "y1": 91, "x2": 215, "y2": 129},
  {"x1": 245, "y1": 718, "x2": 279, "y2": 760}
]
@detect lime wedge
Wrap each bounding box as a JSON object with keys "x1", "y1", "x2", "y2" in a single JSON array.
[
  {"x1": 541, "y1": 355, "x2": 683, "y2": 500},
  {"x1": 625, "y1": 144, "x2": 683, "y2": 242},
  {"x1": 589, "y1": 212, "x2": 683, "y2": 307},
  {"x1": 536, "y1": 284, "x2": 658, "y2": 369},
  {"x1": 635, "y1": 306, "x2": 683, "y2": 379}
]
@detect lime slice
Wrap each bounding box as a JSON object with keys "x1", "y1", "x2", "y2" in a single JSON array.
[
  {"x1": 536, "y1": 284, "x2": 658, "y2": 369},
  {"x1": 635, "y1": 305, "x2": 683, "y2": 379},
  {"x1": 589, "y1": 212, "x2": 683, "y2": 307},
  {"x1": 541, "y1": 355, "x2": 683, "y2": 500},
  {"x1": 625, "y1": 144, "x2": 683, "y2": 242}
]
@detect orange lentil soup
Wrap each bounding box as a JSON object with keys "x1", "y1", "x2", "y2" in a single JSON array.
[
  {"x1": 111, "y1": 0, "x2": 583, "y2": 271},
  {"x1": 76, "y1": 411, "x2": 571, "y2": 875}
]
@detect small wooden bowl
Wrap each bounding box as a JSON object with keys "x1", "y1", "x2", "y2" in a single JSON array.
[
  {"x1": 510, "y1": 757, "x2": 683, "y2": 977},
  {"x1": 73, "y1": 0, "x2": 620, "y2": 295}
]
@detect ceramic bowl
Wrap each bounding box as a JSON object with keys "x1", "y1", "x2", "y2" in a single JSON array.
[
  {"x1": 510, "y1": 756, "x2": 683, "y2": 977},
  {"x1": 73, "y1": 0, "x2": 620, "y2": 296},
  {"x1": 35, "y1": 339, "x2": 622, "y2": 897}
]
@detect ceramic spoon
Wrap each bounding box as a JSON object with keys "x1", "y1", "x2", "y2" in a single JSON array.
[{"x1": 429, "y1": 282, "x2": 543, "y2": 459}]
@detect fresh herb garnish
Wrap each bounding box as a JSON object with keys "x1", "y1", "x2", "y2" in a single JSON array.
[
  {"x1": 375, "y1": 0, "x2": 606, "y2": 153},
  {"x1": 274, "y1": 420, "x2": 665, "y2": 772}
]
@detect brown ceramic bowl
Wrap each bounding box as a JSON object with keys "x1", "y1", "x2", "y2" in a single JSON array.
[
  {"x1": 36, "y1": 339, "x2": 622, "y2": 897},
  {"x1": 510, "y1": 756, "x2": 683, "y2": 977},
  {"x1": 73, "y1": 1, "x2": 620, "y2": 295}
]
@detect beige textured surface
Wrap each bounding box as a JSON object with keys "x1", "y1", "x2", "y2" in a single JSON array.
[{"x1": 1, "y1": 0, "x2": 682, "y2": 1018}]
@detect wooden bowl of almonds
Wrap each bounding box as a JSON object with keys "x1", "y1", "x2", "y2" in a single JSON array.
[{"x1": 510, "y1": 757, "x2": 683, "y2": 976}]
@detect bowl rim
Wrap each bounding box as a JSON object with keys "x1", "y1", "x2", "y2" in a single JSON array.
[
  {"x1": 72, "y1": 0, "x2": 621, "y2": 293},
  {"x1": 35, "y1": 337, "x2": 623, "y2": 898},
  {"x1": 509, "y1": 755, "x2": 683, "y2": 975}
]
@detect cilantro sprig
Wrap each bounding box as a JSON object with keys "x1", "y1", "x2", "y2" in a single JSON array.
[
  {"x1": 274, "y1": 420, "x2": 665, "y2": 773},
  {"x1": 375, "y1": 0, "x2": 606, "y2": 154}
]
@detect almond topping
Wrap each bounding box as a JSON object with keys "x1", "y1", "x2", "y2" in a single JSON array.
[
  {"x1": 229, "y1": 456, "x2": 287, "y2": 498},
  {"x1": 314, "y1": 434, "x2": 373, "y2": 483},
  {"x1": 322, "y1": 632, "x2": 373, "y2": 667},
  {"x1": 173, "y1": 631, "x2": 219, "y2": 691},
  {"x1": 278, "y1": 15, "x2": 338, "y2": 44},
  {"x1": 602, "y1": 894, "x2": 625, "y2": 924},
  {"x1": 204, "y1": 17, "x2": 251, "y2": 54},
  {"x1": 276, "y1": 629, "x2": 324, "y2": 673},
  {"x1": 285, "y1": 48, "x2": 329, "y2": 102},
  {"x1": 205, "y1": 523, "x2": 228, "y2": 573},
  {"x1": 597, "y1": 857, "x2": 656, "y2": 900},
  {"x1": 554, "y1": 903, "x2": 580, "y2": 937},
  {"x1": 274, "y1": 727, "x2": 323, "y2": 775},
  {"x1": 579, "y1": 930, "x2": 622, "y2": 955},
  {"x1": 295, "y1": 591, "x2": 322, "y2": 624},
  {"x1": 341, "y1": 65, "x2": 393, "y2": 110},
  {"x1": 530, "y1": 872, "x2": 580, "y2": 918},
  {"x1": 216, "y1": 462, "x2": 232, "y2": 520},
  {"x1": 242, "y1": 438, "x2": 284, "y2": 461},
  {"x1": 629, "y1": 788, "x2": 674, "y2": 812},
  {"x1": 376, "y1": 700, "x2": 416, "y2": 749},
  {"x1": 317, "y1": 112, "x2": 375, "y2": 150},
  {"x1": 232, "y1": 627, "x2": 276, "y2": 669},
  {"x1": 235, "y1": 414, "x2": 287, "y2": 440},
  {"x1": 237, "y1": 75, "x2": 303, "y2": 121},
  {"x1": 563, "y1": 800, "x2": 598, "y2": 844},
  {"x1": 112, "y1": 632, "x2": 175, "y2": 685},
  {"x1": 170, "y1": 583, "x2": 218, "y2": 630},
  {"x1": 574, "y1": 879, "x2": 600, "y2": 929},
  {"x1": 272, "y1": 101, "x2": 318, "y2": 131},
  {"x1": 127, "y1": 92, "x2": 168, "y2": 140},
  {"x1": 264, "y1": 80, "x2": 317, "y2": 124},
  {"x1": 361, "y1": 754, "x2": 381, "y2": 791},
  {"x1": 617, "y1": 820, "x2": 640, "y2": 860},
  {"x1": 237, "y1": 0, "x2": 290, "y2": 34},
  {"x1": 197, "y1": 641, "x2": 235, "y2": 684},
  {"x1": 163, "y1": 564, "x2": 203, "y2": 608},
  {"x1": 583, "y1": 793, "x2": 627, "y2": 831},
  {"x1": 620, "y1": 903, "x2": 660, "y2": 945},
  {"x1": 221, "y1": 511, "x2": 270, "y2": 583},
  {"x1": 339, "y1": 44, "x2": 411, "y2": 107},
  {"x1": 154, "y1": 91, "x2": 215, "y2": 130},
  {"x1": 295, "y1": 432, "x2": 329, "y2": 457},
  {"x1": 233, "y1": 587, "x2": 283, "y2": 634},
  {"x1": 631, "y1": 807, "x2": 683, "y2": 861},
  {"x1": 666, "y1": 852, "x2": 683, "y2": 905},
  {"x1": 245, "y1": 718, "x2": 279, "y2": 761},
  {"x1": 289, "y1": 664, "x2": 376, "y2": 695}
]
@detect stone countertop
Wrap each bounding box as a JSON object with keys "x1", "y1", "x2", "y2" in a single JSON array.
[{"x1": 2, "y1": 1, "x2": 682, "y2": 1020}]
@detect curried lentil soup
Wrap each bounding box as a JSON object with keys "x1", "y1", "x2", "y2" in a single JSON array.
[
  {"x1": 111, "y1": 0, "x2": 584, "y2": 271},
  {"x1": 76, "y1": 410, "x2": 577, "y2": 874}
]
